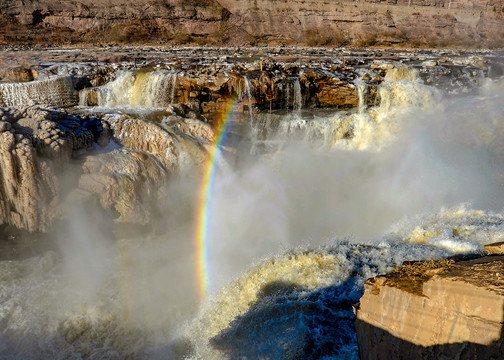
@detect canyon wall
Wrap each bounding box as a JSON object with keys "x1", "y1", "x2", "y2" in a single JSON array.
[
  {"x1": 0, "y1": 0, "x2": 503, "y2": 47},
  {"x1": 354, "y1": 250, "x2": 504, "y2": 359},
  {"x1": 217, "y1": 0, "x2": 504, "y2": 47}
]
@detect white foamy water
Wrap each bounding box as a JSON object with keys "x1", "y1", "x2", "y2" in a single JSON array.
[
  {"x1": 79, "y1": 69, "x2": 178, "y2": 109},
  {"x1": 1, "y1": 207, "x2": 502, "y2": 360},
  {"x1": 0, "y1": 76, "x2": 77, "y2": 107},
  {"x1": 1, "y1": 63, "x2": 504, "y2": 359},
  {"x1": 272, "y1": 66, "x2": 440, "y2": 151}
]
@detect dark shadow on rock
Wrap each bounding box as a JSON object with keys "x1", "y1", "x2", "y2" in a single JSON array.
[
  {"x1": 210, "y1": 279, "x2": 361, "y2": 359},
  {"x1": 355, "y1": 306, "x2": 504, "y2": 360}
]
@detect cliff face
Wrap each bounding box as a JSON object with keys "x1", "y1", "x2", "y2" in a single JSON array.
[
  {"x1": 0, "y1": 0, "x2": 228, "y2": 45},
  {"x1": 218, "y1": 0, "x2": 504, "y2": 47},
  {"x1": 0, "y1": 0, "x2": 503, "y2": 47},
  {"x1": 354, "y1": 250, "x2": 504, "y2": 359}
]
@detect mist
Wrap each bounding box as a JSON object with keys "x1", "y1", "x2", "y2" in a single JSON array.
[
  {"x1": 205, "y1": 76, "x2": 504, "y2": 291},
  {"x1": 1, "y1": 66, "x2": 503, "y2": 359}
]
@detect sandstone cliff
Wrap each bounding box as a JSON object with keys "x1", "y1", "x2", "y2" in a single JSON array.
[
  {"x1": 0, "y1": 0, "x2": 503, "y2": 47},
  {"x1": 354, "y1": 246, "x2": 504, "y2": 359}
]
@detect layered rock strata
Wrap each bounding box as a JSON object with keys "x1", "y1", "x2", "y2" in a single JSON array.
[
  {"x1": 0, "y1": 0, "x2": 503, "y2": 47},
  {"x1": 355, "y1": 251, "x2": 504, "y2": 359}
]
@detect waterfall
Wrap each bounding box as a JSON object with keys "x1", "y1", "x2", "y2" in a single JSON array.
[
  {"x1": 243, "y1": 76, "x2": 254, "y2": 123},
  {"x1": 293, "y1": 77, "x2": 302, "y2": 112},
  {"x1": 273, "y1": 65, "x2": 438, "y2": 151},
  {"x1": 0, "y1": 76, "x2": 77, "y2": 107},
  {"x1": 90, "y1": 69, "x2": 177, "y2": 108},
  {"x1": 285, "y1": 82, "x2": 291, "y2": 110},
  {"x1": 170, "y1": 73, "x2": 178, "y2": 104},
  {"x1": 355, "y1": 81, "x2": 366, "y2": 114}
]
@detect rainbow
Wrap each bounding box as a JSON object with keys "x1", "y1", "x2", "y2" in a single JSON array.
[{"x1": 195, "y1": 95, "x2": 239, "y2": 300}]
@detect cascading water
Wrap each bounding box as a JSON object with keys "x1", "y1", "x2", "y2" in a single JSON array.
[
  {"x1": 0, "y1": 76, "x2": 77, "y2": 107},
  {"x1": 285, "y1": 81, "x2": 291, "y2": 110},
  {"x1": 243, "y1": 76, "x2": 254, "y2": 123},
  {"x1": 274, "y1": 64, "x2": 439, "y2": 151},
  {"x1": 355, "y1": 80, "x2": 366, "y2": 114},
  {"x1": 1, "y1": 55, "x2": 504, "y2": 360},
  {"x1": 83, "y1": 69, "x2": 178, "y2": 108},
  {"x1": 293, "y1": 76, "x2": 302, "y2": 112},
  {"x1": 170, "y1": 72, "x2": 178, "y2": 104}
]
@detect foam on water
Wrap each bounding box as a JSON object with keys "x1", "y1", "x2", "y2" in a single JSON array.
[
  {"x1": 0, "y1": 76, "x2": 77, "y2": 107},
  {"x1": 185, "y1": 206, "x2": 501, "y2": 359},
  {"x1": 80, "y1": 69, "x2": 178, "y2": 109},
  {"x1": 273, "y1": 66, "x2": 440, "y2": 151},
  {"x1": 1, "y1": 206, "x2": 496, "y2": 359},
  {"x1": 1, "y1": 63, "x2": 503, "y2": 359}
]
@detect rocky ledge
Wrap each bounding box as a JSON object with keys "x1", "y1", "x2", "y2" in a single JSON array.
[{"x1": 354, "y1": 243, "x2": 504, "y2": 359}]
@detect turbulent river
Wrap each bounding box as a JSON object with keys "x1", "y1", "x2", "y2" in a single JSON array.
[{"x1": 1, "y1": 52, "x2": 504, "y2": 359}]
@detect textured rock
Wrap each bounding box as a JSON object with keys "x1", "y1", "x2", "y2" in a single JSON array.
[
  {"x1": 355, "y1": 255, "x2": 504, "y2": 359},
  {"x1": 1, "y1": 0, "x2": 503, "y2": 47},
  {"x1": 218, "y1": 0, "x2": 504, "y2": 47},
  {"x1": 485, "y1": 241, "x2": 504, "y2": 255},
  {"x1": 0, "y1": 0, "x2": 228, "y2": 45},
  {"x1": 13, "y1": 106, "x2": 96, "y2": 159},
  {"x1": 0, "y1": 105, "x2": 110, "y2": 231},
  {"x1": 0, "y1": 67, "x2": 38, "y2": 83},
  {"x1": 301, "y1": 70, "x2": 359, "y2": 108},
  {"x1": 106, "y1": 115, "x2": 180, "y2": 172},
  {"x1": 0, "y1": 130, "x2": 59, "y2": 232},
  {"x1": 78, "y1": 148, "x2": 166, "y2": 225}
]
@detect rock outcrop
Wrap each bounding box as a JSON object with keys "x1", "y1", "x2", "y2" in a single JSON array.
[
  {"x1": 73, "y1": 111, "x2": 212, "y2": 225},
  {"x1": 0, "y1": 105, "x2": 108, "y2": 231},
  {"x1": 0, "y1": 0, "x2": 503, "y2": 47},
  {"x1": 354, "y1": 252, "x2": 504, "y2": 359},
  {"x1": 105, "y1": 115, "x2": 180, "y2": 172},
  {"x1": 0, "y1": 125, "x2": 58, "y2": 232},
  {"x1": 78, "y1": 148, "x2": 166, "y2": 225},
  {"x1": 79, "y1": 64, "x2": 363, "y2": 118}
]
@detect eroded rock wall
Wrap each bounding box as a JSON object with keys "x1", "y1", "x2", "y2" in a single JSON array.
[
  {"x1": 218, "y1": 0, "x2": 504, "y2": 47},
  {"x1": 0, "y1": 0, "x2": 503, "y2": 47}
]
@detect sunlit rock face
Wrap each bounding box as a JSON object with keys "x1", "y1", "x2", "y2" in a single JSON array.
[
  {"x1": 1, "y1": 0, "x2": 503, "y2": 47},
  {"x1": 354, "y1": 253, "x2": 504, "y2": 359}
]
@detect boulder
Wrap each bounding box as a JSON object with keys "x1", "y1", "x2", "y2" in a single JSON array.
[
  {"x1": 485, "y1": 241, "x2": 504, "y2": 255},
  {"x1": 355, "y1": 256, "x2": 504, "y2": 359},
  {"x1": 106, "y1": 115, "x2": 180, "y2": 172}
]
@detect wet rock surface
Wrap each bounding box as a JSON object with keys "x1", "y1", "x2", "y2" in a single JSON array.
[
  {"x1": 0, "y1": 105, "x2": 114, "y2": 231},
  {"x1": 0, "y1": 47, "x2": 501, "y2": 232}
]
